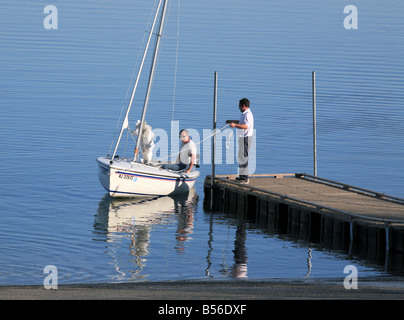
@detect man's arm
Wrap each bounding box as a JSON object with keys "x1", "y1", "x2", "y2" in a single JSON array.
[
  {"x1": 185, "y1": 153, "x2": 196, "y2": 173},
  {"x1": 229, "y1": 122, "x2": 248, "y2": 129},
  {"x1": 226, "y1": 119, "x2": 248, "y2": 129}
]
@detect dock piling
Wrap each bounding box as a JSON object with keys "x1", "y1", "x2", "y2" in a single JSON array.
[
  {"x1": 312, "y1": 71, "x2": 317, "y2": 177},
  {"x1": 210, "y1": 71, "x2": 218, "y2": 210}
]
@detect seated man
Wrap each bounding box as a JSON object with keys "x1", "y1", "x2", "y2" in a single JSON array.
[{"x1": 163, "y1": 129, "x2": 197, "y2": 173}]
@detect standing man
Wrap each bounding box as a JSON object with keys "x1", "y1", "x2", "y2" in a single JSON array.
[{"x1": 227, "y1": 98, "x2": 254, "y2": 184}]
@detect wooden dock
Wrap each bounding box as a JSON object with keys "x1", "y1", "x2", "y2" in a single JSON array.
[{"x1": 204, "y1": 173, "x2": 404, "y2": 256}]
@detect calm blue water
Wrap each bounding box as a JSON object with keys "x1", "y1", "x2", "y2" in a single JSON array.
[{"x1": 1, "y1": 0, "x2": 404, "y2": 285}]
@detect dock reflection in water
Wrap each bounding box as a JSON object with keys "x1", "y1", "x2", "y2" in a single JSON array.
[
  {"x1": 94, "y1": 188, "x2": 198, "y2": 281},
  {"x1": 92, "y1": 188, "x2": 400, "y2": 282},
  {"x1": 93, "y1": 188, "x2": 252, "y2": 281}
]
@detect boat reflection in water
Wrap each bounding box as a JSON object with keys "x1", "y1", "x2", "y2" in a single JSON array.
[{"x1": 94, "y1": 188, "x2": 198, "y2": 281}]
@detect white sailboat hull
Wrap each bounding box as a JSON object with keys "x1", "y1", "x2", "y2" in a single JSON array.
[{"x1": 97, "y1": 157, "x2": 200, "y2": 198}]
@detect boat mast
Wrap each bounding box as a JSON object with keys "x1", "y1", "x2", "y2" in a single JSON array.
[
  {"x1": 134, "y1": 0, "x2": 168, "y2": 162},
  {"x1": 111, "y1": 0, "x2": 163, "y2": 162}
]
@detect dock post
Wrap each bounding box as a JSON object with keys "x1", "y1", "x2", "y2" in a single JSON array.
[
  {"x1": 349, "y1": 221, "x2": 354, "y2": 255},
  {"x1": 212, "y1": 71, "x2": 217, "y2": 185},
  {"x1": 210, "y1": 71, "x2": 218, "y2": 210},
  {"x1": 385, "y1": 226, "x2": 390, "y2": 253},
  {"x1": 312, "y1": 71, "x2": 317, "y2": 177},
  {"x1": 385, "y1": 226, "x2": 391, "y2": 270}
]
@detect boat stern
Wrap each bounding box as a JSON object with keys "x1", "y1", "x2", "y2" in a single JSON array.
[{"x1": 96, "y1": 157, "x2": 111, "y2": 192}]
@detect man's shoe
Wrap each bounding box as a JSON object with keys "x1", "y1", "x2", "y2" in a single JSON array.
[{"x1": 239, "y1": 179, "x2": 249, "y2": 184}]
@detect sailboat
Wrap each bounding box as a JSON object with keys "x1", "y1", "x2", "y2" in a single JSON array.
[{"x1": 96, "y1": 0, "x2": 200, "y2": 198}]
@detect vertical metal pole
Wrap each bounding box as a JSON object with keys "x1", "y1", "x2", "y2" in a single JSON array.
[
  {"x1": 212, "y1": 71, "x2": 218, "y2": 187},
  {"x1": 210, "y1": 72, "x2": 217, "y2": 211},
  {"x1": 312, "y1": 71, "x2": 317, "y2": 177}
]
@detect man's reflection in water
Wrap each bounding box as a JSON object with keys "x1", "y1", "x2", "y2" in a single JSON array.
[
  {"x1": 232, "y1": 222, "x2": 248, "y2": 278},
  {"x1": 174, "y1": 193, "x2": 199, "y2": 253}
]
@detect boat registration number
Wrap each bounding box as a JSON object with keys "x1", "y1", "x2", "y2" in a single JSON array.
[{"x1": 118, "y1": 173, "x2": 138, "y2": 182}]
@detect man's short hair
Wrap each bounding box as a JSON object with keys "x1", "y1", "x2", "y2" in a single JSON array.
[
  {"x1": 239, "y1": 98, "x2": 250, "y2": 108},
  {"x1": 179, "y1": 129, "x2": 189, "y2": 136}
]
